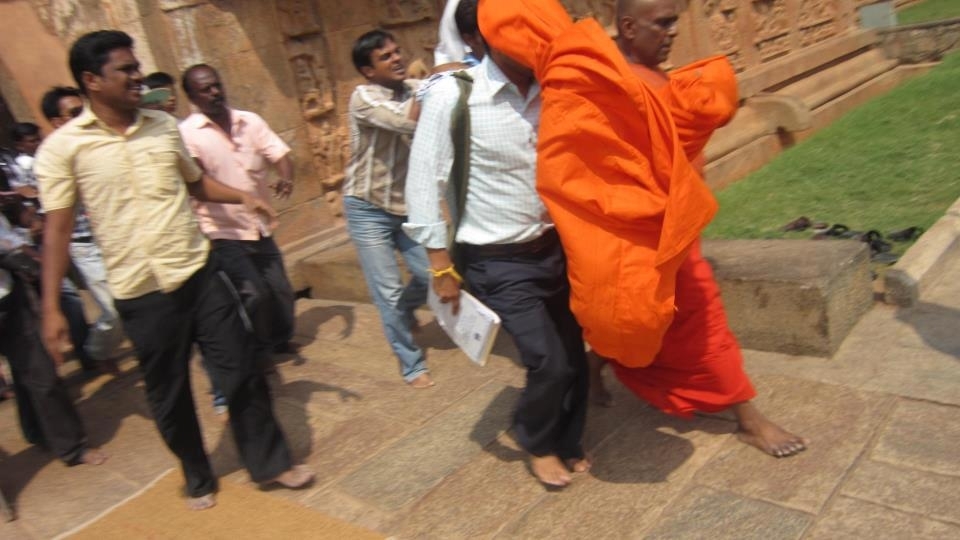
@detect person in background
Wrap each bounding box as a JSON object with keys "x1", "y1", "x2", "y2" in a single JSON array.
[
  {"x1": 343, "y1": 30, "x2": 434, "y2": 389},
  {"x1": 179, "y1": 63, "x2": 300, "y2": 413},
  {"x1": 143, "y1": 71, "x2": 178, "y2": 116},
  {"x1": 40, "y1": 86, "x2": 125, "y2": 365}
]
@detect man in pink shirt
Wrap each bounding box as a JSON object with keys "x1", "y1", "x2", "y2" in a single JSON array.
[{"x1": 179, "y1": 64, "x2": 298, "y2": 367}]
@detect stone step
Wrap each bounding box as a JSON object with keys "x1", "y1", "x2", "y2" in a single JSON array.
[
  {"x1": 281, "y1": 224, "x2": 352, "y2": 293},
  {"x1": 702, "y1": 239, "x2": 874, "y2": 357},
  {"x1": 297, "y1": 241, "x2": 373, "y2": 303},
  {"x1": 298, "y1": 237, "x2": 873, "y2": 358}
]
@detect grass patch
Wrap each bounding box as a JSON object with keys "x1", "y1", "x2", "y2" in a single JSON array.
[
  {"x1": 898, "y1": 0, "x2": 960, "y2": 25},
  {"x1": 705, "y1": 51, "x2": 960, "y2": 252}
]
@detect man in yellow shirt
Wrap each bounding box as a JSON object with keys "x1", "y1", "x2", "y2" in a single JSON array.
[{"x1": 36, "y1": 30, "x2": 314, "y2": 510}]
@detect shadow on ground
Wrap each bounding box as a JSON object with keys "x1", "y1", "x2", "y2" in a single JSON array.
[{"x1": 896, "y1": 301, "x2": 960, "y2": 358}]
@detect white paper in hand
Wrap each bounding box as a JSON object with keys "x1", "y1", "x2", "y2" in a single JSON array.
[{"x1": 427, "y1": 288, "x2": 501, "y2": 366}]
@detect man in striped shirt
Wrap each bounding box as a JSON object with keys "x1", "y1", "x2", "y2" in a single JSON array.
[{"x1": 343, "y1": 29, "x2": 433, "y2": 388}]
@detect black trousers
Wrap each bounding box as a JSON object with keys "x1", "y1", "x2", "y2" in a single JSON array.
[
  {"x1": 113, "y1": 256, "x2": 291, "y2": 497},
  {"x1": 0, "y1": 276, "x2": 88, "y2": 465},
  {"x1": 461, "y1": 233, "x2": 588, "y2": 459},
  {"x1": 210, "y1": 237, "x2": 295, "y2": 349}
]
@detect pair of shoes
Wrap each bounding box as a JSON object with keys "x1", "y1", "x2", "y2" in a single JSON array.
[
  {"x1": 888, "y1": 226, "x2": 924, "y2": 242},
  {"x1": 812, "y1": 223, "x2": 850, "y2": 239},
  {"x1": 407, "y1": 373, "x2": 435, "y2": 389},
  {"x1": 860, "y1": 230, "x2": 892, "y2": 254},
  {"x1": 781, "y1": 216, "x2": 811, "y2": 232},
  {"x1": 782, "y1": 216, "x2": 829, "y2": 233},
  {"x1": 871, "y1": 252, "x2": 900, "y2": 265}
]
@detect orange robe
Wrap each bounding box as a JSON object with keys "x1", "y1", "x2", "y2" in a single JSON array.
[
  {"x1": 610, "y1": 61, "x2": 756, "y2": 417},
  {"x1": 480, "y1": 0, "x2": 755, "y2": 416},
  {"x1": 479, "y1": 0, "x2": 717, "y2": 367}
]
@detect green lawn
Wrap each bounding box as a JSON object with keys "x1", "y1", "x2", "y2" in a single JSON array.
[
  {"x1": 704, "y1": 51, "x2": 960, "y2": 250},
  {"x1": 898, "y1": 0, "x2": 960, "y2": 25}
]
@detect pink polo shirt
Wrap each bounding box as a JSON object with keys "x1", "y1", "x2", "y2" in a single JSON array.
[{"x1": 179, "y1": 109, "x2": 291, "y2": 240}]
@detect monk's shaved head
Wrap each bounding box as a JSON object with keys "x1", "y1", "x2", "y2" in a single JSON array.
[
  {"x1": 615, "y1": 0, "x2": 679, "y2": 68},
  {"x1": 616, "y1": 0, "x2": 659, "y2": 19}
]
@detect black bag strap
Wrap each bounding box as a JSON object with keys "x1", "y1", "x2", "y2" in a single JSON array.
[{"x1": 447, "y1": 71, "x2": 473, "y2": 270}]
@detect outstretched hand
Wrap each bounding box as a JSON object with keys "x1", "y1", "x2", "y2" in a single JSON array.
[{"x1": 270, "y1": 179, "x2": 293, "y2": 200}]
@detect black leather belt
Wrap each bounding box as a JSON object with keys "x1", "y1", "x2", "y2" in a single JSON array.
[
  {"x1": 459, "y1": 228, "x2": 559, "y2": 259},
  {"x1": 71, "y1": 236, "x2": 94, "y2": 243}
]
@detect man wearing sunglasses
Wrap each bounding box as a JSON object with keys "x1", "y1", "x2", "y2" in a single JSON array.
[{"x1": 40, "y1": 86, "x2": 124, "y2": 366}]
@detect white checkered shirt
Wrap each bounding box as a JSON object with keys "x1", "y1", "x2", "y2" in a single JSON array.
[{"x1": 403, "y1": 56, "x2": 553, "y2": 249}]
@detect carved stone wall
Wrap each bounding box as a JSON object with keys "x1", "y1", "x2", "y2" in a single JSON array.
[{"x1": 0, "y1": 0, "x2": 915, "y2": 247}]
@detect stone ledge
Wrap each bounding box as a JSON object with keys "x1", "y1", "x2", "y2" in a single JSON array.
[
  {"x1": 703, "y1": 239, "x2": 874, "y2": 357},
  {"x1": 282, "y1": 224, "x2": 351, "y2": 292},
  {"x1": 884, "y1": 197, "x2": 960, "y2": 307},
  {"x1": 297, "y1": 241, "x2": 373, "y2": 303}
]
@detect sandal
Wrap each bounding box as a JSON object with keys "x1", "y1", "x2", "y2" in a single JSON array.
[
  {"x1": 781, "y1": 216, "x2": 812, "y2": 232},
  {"x1": 871, "y1": 252, "x2": 900, "y2": 265},
  {"x1": 815, "y1": 223, "x2": 851, "y2": 238},
  {"x1": 888, "y1": 226, "x2": 924, "y2": 242}
]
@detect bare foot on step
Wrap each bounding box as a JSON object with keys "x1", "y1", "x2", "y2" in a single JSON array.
[
  {"x1": 268, "y1": 465, "x2": 316, "y2": 489},
  {"x1": 565, "y1": 455, "x2": 592, "y2": 473},
  {"x1": 186, "y1": 493, "x2": 216, "y2": 511},
  {"x1": 408, "y1": 373, "x2": 435, "y2": 389},
  {"x1": 733, "y1": 402, "x2": 809, "y2": 457},
  {"x1": 530, "y1": 455, "x2": 572, "y2": 487},
  {"x1": 80, "y1": 448, "x2": 108, "y2": 466}
]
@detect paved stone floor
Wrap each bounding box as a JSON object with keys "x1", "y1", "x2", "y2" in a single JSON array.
[{"x1": 2, "y1": 254, "x2": 959, "y2": 539}]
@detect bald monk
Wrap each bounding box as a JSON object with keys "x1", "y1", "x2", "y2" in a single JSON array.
[
  {"x1": 588, "y1": 0, "x2": 807, "y2": 457},
  {"x1": 478, "y1": 0, "x2": 808, "y2": 458}
]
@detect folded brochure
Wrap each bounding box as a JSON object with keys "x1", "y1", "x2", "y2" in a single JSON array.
[{"x1": 427, "y1": 288, "x2": 501, "y2": 366}]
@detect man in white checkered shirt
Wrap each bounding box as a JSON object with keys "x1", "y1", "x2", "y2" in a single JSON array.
[{"x1": 403, "y1": 26, "x2": 590, "y2": 487}]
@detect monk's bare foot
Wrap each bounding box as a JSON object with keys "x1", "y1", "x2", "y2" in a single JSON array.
[
  {"x1": 186, "y1": 493, "x2": 216, "y2": 511},
  {"x1": 267, "y1": 465, "x2": 316, "y2": 489},
  {"x1": 565, "y1": 455, "x2": 592, "y2": 473},
  {"x1": 588, "y1": 353, "x2": 614, "y2": 407},
  {"x1": 80, "y1": 448, "x2": 108, "y2": 465},
  {"x1": 733, "y1": 402, "x2": 809, "y2": 458},
  {"x1": 530, "y1": 455, "x2": 572, "y2": 487},
  {"x1": 408, "y1": 373, "x2": 435, "y2": 389}
]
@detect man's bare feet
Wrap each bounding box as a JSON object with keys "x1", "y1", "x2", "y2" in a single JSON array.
[
  {"x1": 530, "y1": 455, "x2": 572, "y2": 487},
  {"x1": 565, "y1": 455, "x2": 592, "y2": 473},
  {"x1": 588, "y1": 353, "x2": 614, "y2": 407},
  {"x1": 80, "y1": 448, "x2": 108, "y2": 465},
  {"x1": 186, "y1": 493, "x2": 216, "y2": 511},
  {"x1": 408, "y1": 373, "x2": 435, "y2": 389},
  {"x1": 733, "y1": 402, "x2": 809, "y2": 458},
  {"x1": 267, "y1": 465, "x2": 316, "y2": 489}
]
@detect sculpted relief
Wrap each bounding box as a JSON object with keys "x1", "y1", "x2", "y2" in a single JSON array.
[
  {"x1": 703, "y1": 0, "x2": 745, "y2": 71},
  {"x1": 751, "y1": 0, "x2": 792, "y2": 61},
  {"x1": 797, "y1": 0, "x2": 839, "y2": 47}
]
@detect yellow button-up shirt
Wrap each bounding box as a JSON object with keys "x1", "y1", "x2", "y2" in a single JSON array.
[{"x1": 35, "y1": 107, "x2": 209, "y2": 299}]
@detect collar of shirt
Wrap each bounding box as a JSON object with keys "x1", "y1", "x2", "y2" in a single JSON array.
[
  {"x1": 477, "y1": 55, "x2": 541, "y2": 105},
  {"x1": 183, "y1": 108, "x2": 247, "y2": 134},
  {"x1": 74, "y1": 104, "x2": 163, "y2": 136}
]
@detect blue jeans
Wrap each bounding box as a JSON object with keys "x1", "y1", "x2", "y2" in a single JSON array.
[
  {"x1": 70, "y1": 241, "x2": 123, "y2": 361},
  {"x1": 343, "y1": 196, "x2": 429, "y2": 381}
]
